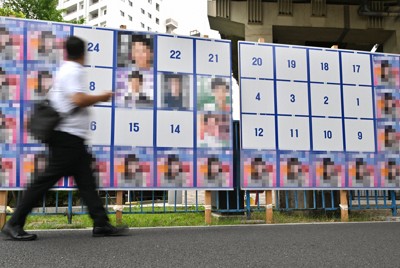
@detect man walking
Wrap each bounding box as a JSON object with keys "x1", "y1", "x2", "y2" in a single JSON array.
[{"x1": 1, "y1": 36, "x2": 127, "y2": 241}]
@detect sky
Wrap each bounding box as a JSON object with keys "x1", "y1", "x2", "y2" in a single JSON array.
[{"x1": 162, "y1": 0, "x2": 220, "y2": 38}]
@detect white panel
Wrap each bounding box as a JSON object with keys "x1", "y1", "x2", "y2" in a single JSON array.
[
  {"x1": 310, "y1": 84, "x2": 342, "y2": 117},
  {"x1": 239, "y1": 43, "x2": 274, "y2": 79},
  {"x1": 242, "y1": 114, "x2": 276, "y2": 150},
  {"x1": 309, "y1": 50, "x2": 340, "y2": 83},
  {"x1": 343, "y1": 85, "x2": 374, "y2": 118},
  {"x1": 196, "y1": 40, "x2": 230, "y2": 76},
  {"x1": 73, "y1": 27, "x2": 114, "y2": 67},
  {"x1": 114, "y1": 109, "x2": 153, "y2": 147},
  {"x1": 312, "y1": 118, "x2": 344, "y2": 151},
  {"x1": 241, "y1": 79, "x2": 275, "y2": 114},
  {"x1": 157, "y1": 110, "x2": 193, "y2": 148},
  {"x1": 278, "y1": 116, "x2": 310, "y2": 151},
  {"x1": 341, "y1": 52, "x2": 372, "y2": 85},
  {"x1": 276, "y1": 81, "x2": 309, "y2": 115},
  {"x1": 85, "y1": 67, "x2": 113, "y2": 106},
  {"x1": 87, "y1": 107, "x2": 112, "y2": 146},
  {"x1": 345, "y1": 119, "x2": 375, "y2": 152},
  {"x1": 157, "y1": 36, "x2": 193, "y2": 73},
  {"x1": 275, "y1": 47, "x2": 307, "y2": 81}
]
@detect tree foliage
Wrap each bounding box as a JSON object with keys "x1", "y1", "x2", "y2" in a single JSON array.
[
  {"x1": 3, "y1": 0, "x2": 64, "y2": 22},
  {"x1": 0, "y1": 7, "x2": 25, "y2": 18}
]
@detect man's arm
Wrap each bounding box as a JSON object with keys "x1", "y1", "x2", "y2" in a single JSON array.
[{"x1": 71, "y1": 92, "x2": 113, "y2": 108}]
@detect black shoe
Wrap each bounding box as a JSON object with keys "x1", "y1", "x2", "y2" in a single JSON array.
[
  {"x1": 92, "y1": 223, "x2": 129, "y2": 237},
  {"x1": 1, "y1": 223, "x2": 37, "y2": 241}
]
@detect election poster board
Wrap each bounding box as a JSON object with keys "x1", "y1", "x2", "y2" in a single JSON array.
[
  {"x1": 0, "y1": 17, "x2": 233, "y2": 190},
  {"x1": 239, "y1": 41, "x2": 400, "y2": 190}
]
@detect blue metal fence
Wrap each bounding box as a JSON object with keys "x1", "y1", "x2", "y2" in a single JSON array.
[{"x1": 7, "y1": 189, "x2": 397, "y2": 221}]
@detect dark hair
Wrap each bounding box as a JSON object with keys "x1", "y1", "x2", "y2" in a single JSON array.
[
  {"x1": 131, "y1": 34, "x2": 153, "y2": 49},
  {"x1": 211, "y1": 77, "x2": 228, "y2": 91},
  {"x1": 65, "y1": 36, "x2": 85, "y2": 60},
  {"x1": 128, "y1": 71, "x2": 143, "y2": 82},
  {"x1": 167, "y1": 154, "x2": 179, "y2": 166},
  {"x1": 124, "y1": 154, "x2": 139, "y2": 175}
]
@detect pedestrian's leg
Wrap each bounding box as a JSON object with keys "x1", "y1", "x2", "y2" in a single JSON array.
[
  {"x1": 73, "y1": 149, "x2": 109, "y2": 227},
  {"x1": 8, "y1": 165, "x2": 64, "y2": 227}
]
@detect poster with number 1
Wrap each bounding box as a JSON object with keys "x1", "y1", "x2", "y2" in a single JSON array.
[{"x1": 239, "y1": 41, "x2": 400, "y2": 190}]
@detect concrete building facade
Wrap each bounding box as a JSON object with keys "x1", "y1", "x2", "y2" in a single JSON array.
[
  {"x1": 208, "y1": 0, "x2": 400, "y2": 54},
  {"x1": 57, "y1": 0, "x2": 164, "y2": 32}
]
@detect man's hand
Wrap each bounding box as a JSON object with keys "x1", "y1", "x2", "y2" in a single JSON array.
[{"x1": 100, "y1": 92, "x2": 113, "y2": 102}]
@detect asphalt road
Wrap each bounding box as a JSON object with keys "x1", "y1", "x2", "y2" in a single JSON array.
[{"x1": 1, "y1": 222, "x2": 400, "y2": 268}]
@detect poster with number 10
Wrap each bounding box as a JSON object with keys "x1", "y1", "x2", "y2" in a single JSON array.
[
  {"x1": 0, "y1": 17, "x2": 233, "y2": 190},
  {"x1": 239, "y1": 41, "x2": 400, "y2": 190}
]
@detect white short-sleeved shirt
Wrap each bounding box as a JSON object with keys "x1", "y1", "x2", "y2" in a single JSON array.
[{"x1": 49, "y1": 61, "x2": 90, "y2": 140}]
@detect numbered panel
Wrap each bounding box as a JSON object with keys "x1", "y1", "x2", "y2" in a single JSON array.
[
  {"x1": 85, "y1": 67, "x2": 113, "y2": 105},
  {"x1": 241, "y1": 79, "x2": 275, "y2": 114},
  {"x1": 310, "y1": 84, "x2": 342, "y2": 117},
  {"x1": 241, "y1": 115, "x2": 276, "y2": 150},
  {"x1": 196, "y1": 40, "x2": 230, "y2": 76},
  {"x1": 278, "y1": 116, "x2": 310, "y2": 151},
  {"x1": 312, "y1": 118, "x2": 344, "y2": 151},
  {"x1": 87, "y1": 107, "x2": 112, "y2": 146},
  {"x1": 309, "y1": 50, "x2": 340, "y2": 83},
  {"x1": 157, "y1": 110, "x2": 193, "y2": 148},
  {"x1": 275, "y1": 47, "x2": 307, "y2": 81},
  {"x1": 276, "y1": 81, "x2": 309, "y2": 115},
  {"x1": 345, "y1": 119, "x2": 375, "y2": 152},
  {"x1": 157, "y1": 35, "x2": 194, "y2": 73},
  {"x1": 239, "y1": 43, "x2": 274, "y2": 79},
  {"x1": 343, "y1": 85, "x2": 374, "y2": 118},
  {"x1": 114, "y1": 109, "x2": 153, "y2": 147},
  {"x1": 341, "y1": 52, "x2": 372, "y2": 85},
  {"x1": 73, "y1": 27, "x2": 114, "y2": 67}
]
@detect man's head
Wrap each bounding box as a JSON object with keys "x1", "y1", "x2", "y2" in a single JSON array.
[
  {"x1": 128, "y1": 71, "x2": 143, "y2": 93},
  {"x1": 211, "y1": 78, "x2": 229, "y2": 108},
  {"x1": 165, "y1": 74, "x2": 182, "y2": 97},
  {"x1": 131, "y1": 35, "x2": 153, "y2": 68},
  {"x1": 65, "y1": 36, "x2": 85, "y2": 61}
]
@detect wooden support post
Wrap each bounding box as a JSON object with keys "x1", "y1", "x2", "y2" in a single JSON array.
[
  {"x1": 116, "y1": 191, "x2": 123, "y2": 225},
  {"x1": 205, "y1": 191, "x2": 212, "y2": 225},
  {"x1": 0, "y1": 191, "x2": 8, "y2": 229},
  {"x1": 265, "y1": 190, "x2": 273, "y2": 224},
  {"x1": 340, "y1": 190, "x2": 349, "y2": 222}
]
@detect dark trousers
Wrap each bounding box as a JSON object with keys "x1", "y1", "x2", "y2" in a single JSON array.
[{"x1": 9, "y1": 131, "x2": 109, "y2": 227}]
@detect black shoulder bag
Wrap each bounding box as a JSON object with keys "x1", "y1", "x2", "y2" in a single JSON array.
[
  {"x1": 28, "y1": 98, "x2": 80, "y2": 143},
  {"x1": 27, "y1": 99, "x2": 62, "y2": 143}
]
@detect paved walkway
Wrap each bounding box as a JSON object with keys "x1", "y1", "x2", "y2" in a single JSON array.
[{"x1": 1, "y1": 222, "x2": 399, "y2": 267}]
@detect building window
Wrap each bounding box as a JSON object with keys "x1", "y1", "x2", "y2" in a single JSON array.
[
  {"x1": 148, "y1": 13, "x2": 152, "y2": 19},
  {"x1": 148, "y1": 0, "x2": 152, "y2": 4},
  {"x1": 128, "y1": 15, "x2": 132, "y2": 21},
  {"x1": 129, "y1": 1, "x2": 132, "y2": 6},
  {"x1": 120, "y1": 10, "x2": 125, "y2": 17},
  {"x1": 141, "y1": 23, "x2": 145, "y2": 28},
  {"x1": 148, "y1": 27, "x2": 151, "y2": 31},
  {"x1": 141, "y1": 8, "x2": 145, "y2": 14},
  {"x1": 103, "y1": 9, "x2": 107, "y2": 15},
  {"x1": 156, "y1": 3, "x2": 159, "y2": 11},
  {"x1": 156, "y1": 18, "x2": 159, "y2": 24}
]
